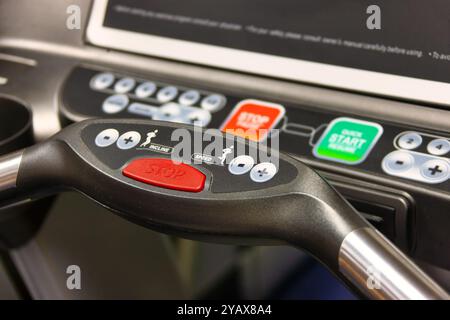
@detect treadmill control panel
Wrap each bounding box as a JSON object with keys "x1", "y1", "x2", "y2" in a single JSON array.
[
  {"x1": 62, "y1": 66, "x2": 450, "y2": 193},
  {"x1": 83, "y1": 123, "x2": 298, "y2": 194}
]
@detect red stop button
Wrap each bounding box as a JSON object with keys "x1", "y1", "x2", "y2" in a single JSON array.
[{"x1": 123, "y1": 158, "x2": 206, "y2": 192}]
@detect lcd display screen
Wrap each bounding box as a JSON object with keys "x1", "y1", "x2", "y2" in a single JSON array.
[{"x1": 87, "y1": 0, "x2": 450, "y2": 105}]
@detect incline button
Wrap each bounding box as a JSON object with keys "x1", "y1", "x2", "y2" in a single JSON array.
[{"x1": 123, "y1": 158, "x2": 205, "y2": 192}]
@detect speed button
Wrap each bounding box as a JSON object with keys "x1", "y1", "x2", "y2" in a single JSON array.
[
  {"x1": 397, "y1": 132, "x2": 422, "y2": 150},
  {"x1": 250, "y1": 163, "x2": 277, "y2": 183},
  {"x1": 427, "y1": 139, "x2": 450, "y2": 156},
  {"x1": 420, "y1": 159, "x2": 449, "y2": 183},
  {"x1": 228, "y1": 155, "x2": 255, "y2": 175},
  {"x1": 382, "y1": 151, "x2": 415, "y2": 174}
]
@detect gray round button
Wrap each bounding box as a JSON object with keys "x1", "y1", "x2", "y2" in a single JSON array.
[
  {"x1": 250, "y1": 163, "x2": 277, "y2": 183},
  {"x1": 397, "y1": 132, "x2": 422, "y2": 150},
  {"x1": 185, "y1": 109, "x2": 212, "y2": 127},
  {"x1": 95, "y1": 129, "x2": 119, "y2": 147},
  {"x1": 157, "y1": 86, "x2": 178, "y2": 103},
  {"x1": 135, "y1": 82, "x2": 157, "y2": 98},
  {"x1": 102, "y1": 94, "x2": 129, "y2": 114},
  {"x1": 228, "y1": 155, "x2": 255, "y2": 175},
  {"x1": 117, "y1": 131, "x2": 141, "y2": 150},
  {"x1": 420, "y1": 159, "x2": 449, "y2": 182},
  {"x1": 153, "y1": 103, "x2": 183, "y2": 122},
  {"x1": 382, "y1": 151, "x2": 415, "y2": 173},
  {"x1": 201, "y1": 94, "x2": 226, "y2": 112},
  {"x1": 90, "y1": 72, "x2": 115, "y2": 90},
  {"x1": 178, "y1": 90, "x2": 200, "y2": 106},
  {"x1": 114, "y1": 77, "x2": 136, "y2": 93},
  {"x1": 427, "y1": 138, "x2": 450, "y2": 156}
]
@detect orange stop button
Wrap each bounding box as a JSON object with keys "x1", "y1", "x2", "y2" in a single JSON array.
[{"x1": 220, "y1": 99, "x2": 285, "y2": 141}]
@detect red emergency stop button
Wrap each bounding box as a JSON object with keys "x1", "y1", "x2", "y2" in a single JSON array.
[{"x1": 123, "y1": 158, "x2": 206, "y2": 192}]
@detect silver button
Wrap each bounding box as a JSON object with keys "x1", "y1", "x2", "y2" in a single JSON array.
[
  {"x1": 228, "y1": 155, "x2": 255, "y2": 175},
  {"x1": 397, "y1": 132, "x2": 422, "y2": 150},
  {"x1": 135, "y1": 82, "x2": 157, "y2": 98},
  {"x1": 90, "y1": 72, "x2": 115, "y2": 90},
  {"x1": 153, "y1": 103, "x2": 183, "y2": 122},
  {"x1": 156, "y1": 86, "x2": 178, "y2": 103},
  {"x1": 427, "y1": 138, "x2": 450, "y2": 156},
  {"x1": 201, "y1": 94, "x2": 226, "y2": 112},
  {"x1": 250, "y1": 163, "x2": 277, "y2": 183},
  {"x1": 114, "y1": 77, "x2": 136, "y2": 93},
  {"x1": 117, "y1": 131, "x2": 141, "y2": 150},
  {"x1": 382, "y1": 151, "x2": 415, "y2": 173},
  {"x1": 178, "y1": 90, "x2": 200, "y2": 106},
  {"x1": 420, "y1": 159, "x2": 449, "y2": 182},
  {"x1": 128, "y1": 103, "x2": 158, "y2": 118},
  {"x1": 185, "y1": 109, "x2": 211, "y2": 127},
  {"x1": 95, "y1": 129, "x2": 119, "y2": 147},
  {"x1": 102, "y1": 94, "x2": 129, "y2": 114}
]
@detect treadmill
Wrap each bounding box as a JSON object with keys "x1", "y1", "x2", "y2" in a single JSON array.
[{"x1": 0, "y1": 0, "x2": 450, "y2": 299}]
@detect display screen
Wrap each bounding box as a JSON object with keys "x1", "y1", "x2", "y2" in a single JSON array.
[{"x1": 103, "y1": 0, "x2": 450, "y2": 84}]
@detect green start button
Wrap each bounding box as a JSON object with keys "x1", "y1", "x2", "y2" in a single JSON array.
[{"x1": 313, "y1": 117, "x2": 383, "y2": 165}]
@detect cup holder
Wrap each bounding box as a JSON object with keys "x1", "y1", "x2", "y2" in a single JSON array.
[
  {"x1": 0, "y1": 97, "x2": 33, "y2": 155},
  {"x1": 0, "y1": 96, "x2": 51, "y2": 249}
]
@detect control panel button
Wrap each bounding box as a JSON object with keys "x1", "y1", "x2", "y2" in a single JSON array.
[
  {"x1": 397, "y1": 132, "x2": 422, "y2": 150},
  {"x1": 420, "y1": 159, "x2": 449, "y2": 182},
  {"x1": 427, "y1": 138, "x2": 450, "y2": 156},
  {"x1": 221, "y1": 99, "x2": 285, "y2": 141},
  {"x1": 382, "y1": 151, "x2": 415, "y2": 173},
  {"x1": 313, "y1": 117, "x2": 383, "y2": 165},
  {"x1": 123, "y1": 158, "x2": 206, "y2": 192},
  {"x1": 157, "y1": 86, "x2": 178, "y2": 103},
  {"x1": 135, "y1": 82, "x2": 157, "y2": 98},
  {"x1": 128, "y1": 103, "x2": 158, "y2": 118},
  {"x1": 153, "y1": 103, "x2": 183, "y2": 123},
  {"x1": 95, "y1": 129, "x2": 119, "y2": 147},
  {"x1": 201, "y1": 94, "x2": 226, "y2": 112},
  {"x1": 117, "y1": 131, "x2": 141, "y2": 150},
  {"x1": 185, "y1": 109, "x2": 212, "y2": 127},
  {"x1": 114, "y1": 77, "x2": 136, "y2": 93},
  {"x1": 228, "y1": 155, "x2": 255, "y2": 175},
  {"x1": 250, "y1": 163, "x2": 277, "y2": 183},
  {"x1": 102, "y1": 94, "x2": 129, "y2": 114},
  {"x1": 178, "y1": 90, "x2": 200, "y2": 106},
  {"x1": 90, "y1": 72, "x2": 115, "y2": 90}
]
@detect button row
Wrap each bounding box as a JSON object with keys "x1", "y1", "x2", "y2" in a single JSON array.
[
  {"x1": 90, "y1": 72, "x2": 226, "y2": 112},
  {"x1": 396, "y1": 131, "x2": 450, "y2": 156},
  {"x1": 382, "y1": 150, "x2": 449, "y2": 184},
  {"x1": 102, "y1": 95, "x2": 212, "y2": 127},
  {"x1": 228, "y1": 155, "x2": 277, "y2": 183},
  {"x1": 95, "y1": 129, "x2": 277, "y2": 187},
  {"x1": 95, "y1": 128, "x2": 141, "y2": 150},
  {"x1": 153, "y1": 103, "x2": 211, "y2": 127}
]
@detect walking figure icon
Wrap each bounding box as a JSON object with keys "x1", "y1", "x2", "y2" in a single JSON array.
[
  {"x1": 141, "y1": 130, "x2": 158, "y2": 147},
  {"x1": 218, "y1": 146, "x2": 234, "y2": 165}
]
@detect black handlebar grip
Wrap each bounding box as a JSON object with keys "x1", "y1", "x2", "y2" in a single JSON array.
[{"x1": 0, "y1": 119, "x2": 447, "y2": 299}]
